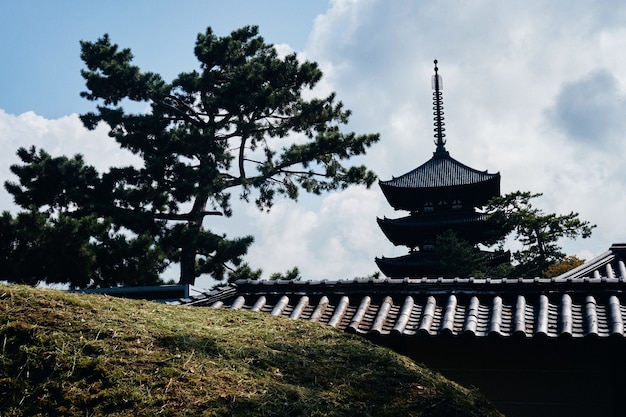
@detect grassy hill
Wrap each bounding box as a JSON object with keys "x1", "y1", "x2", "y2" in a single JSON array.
[{"x1": 0, "y1": 284, "x2": 502, "y2": 416}]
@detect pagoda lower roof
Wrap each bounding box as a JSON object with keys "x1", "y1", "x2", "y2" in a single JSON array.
[
  {"x1": 379, "y1": 152, "x2": 500, "y2": 211},
  {"x1": 377, "y1": 211, "x2": 497, "y2": 247},
  {"x1": 375, "y1": 252, "x2": 439, "y2": 277},
  {"x1": 376, "y1": 250, "x2": 510, "y2": 278}
]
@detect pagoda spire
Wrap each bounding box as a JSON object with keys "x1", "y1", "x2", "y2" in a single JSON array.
[{"x1": 431, "y1": 60, "x2": 448, "y2": 157}]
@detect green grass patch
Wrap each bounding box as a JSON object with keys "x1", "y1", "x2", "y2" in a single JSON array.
[{"x1": 0, "y1": 284, "x2": 502, "y2": 416}]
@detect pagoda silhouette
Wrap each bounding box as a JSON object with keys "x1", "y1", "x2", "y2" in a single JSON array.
[{"x1": 376, "y1": 61, "x2": 509, "y2": 278}]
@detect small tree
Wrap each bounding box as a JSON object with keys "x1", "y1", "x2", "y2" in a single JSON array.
[
  {"x1": 435, "y1": 230, "x2": 489, "y2": 278},
  {"x1": 0, "y1": 210, "x2": 94, "y2": 287},
  {"x1": 542, "y1": 255, "x2": 585, "y2": 278},
  {"x1": 2, "y1": 148, "x2": 168, "y2": 288},
  {"x1": 269, "y1": 267, "x2": 302, "y2": 281},
  {"x1": 486, "y1": 191, "x2": 595, "y2": 277},
  {"x1": 5, "y1": 26, "x2": 379, "y2": 287}
]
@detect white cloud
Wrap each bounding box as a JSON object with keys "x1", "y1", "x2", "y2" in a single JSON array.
[
  {"x1": 273, "y1": 43, "x2": 295, "y2": 58},
  {"x1": 245, "y1": 201, "x2": 319, "y2": 271},
  {"x1": 304, "y1": 0, "x2": 626, "y2": 264},
  {"x1": 235, "y1": 186, "x2": 389, "y2": 281},
  {"x1": 547, "y1": 69, "x2": 626, "y2": 144},
  {"x1": 0, "y1": 111, "x2": 141, "y2": 211}
]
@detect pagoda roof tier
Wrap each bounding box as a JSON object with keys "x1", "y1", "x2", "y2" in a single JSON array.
[
  {"x1": 379, "y1": 152, "x2": 500, "y2": 212},
  {"x1": 375, "y1": 252, "x2": 439, "y2": 277},
  {"x1": 376, "y1": 250, "x2": 510, "y2": 278},
  {"x1": 377, "y1": 211, "x2": 498, "y2": 247}
]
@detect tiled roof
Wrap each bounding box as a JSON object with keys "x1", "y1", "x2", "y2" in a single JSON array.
[
  {"x1": 379, "y1": 153, "x2": 499, "y2": 189},
  {"x1": 176, "y1": 244, "x2": 626, "y2": 339},
  {"x1": 375, "y1": 250, "x2": 510, "y2": 278},
  {"x1": 555, "y1": 243, "x2": 626, "y2": 281},
  {"x1": 378, "y1": 153, "x2": 500, "y2": 211},
  {"x1": 377, "y1": 212, "x2": 497, "y2": 247}
]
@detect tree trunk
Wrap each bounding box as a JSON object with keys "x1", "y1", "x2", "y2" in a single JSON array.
[
  {"x1": 178, "y1": 193, "x2": 210, "y2": 286},
  {"x1": 178, "y1": 220, "x2": 201, "y2": 286},
  {"x1": 179, "y1": 243, "x2": 197, "y2": 285}
]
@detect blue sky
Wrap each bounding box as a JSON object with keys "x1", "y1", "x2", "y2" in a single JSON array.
[
  {"x1": 2, "y1": 1, "x2": 626, "y2": 288},
  {"x1": 0, "y1": 1, "x2": 327, "y2": 118}
]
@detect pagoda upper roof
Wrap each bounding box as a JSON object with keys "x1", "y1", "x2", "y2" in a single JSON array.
[
  {"x1": 381, "y1": 150, "x2": 499, "y2": 189},
  {"x1": 379, "y1": 151, "x2": 501, "y2": 211}
]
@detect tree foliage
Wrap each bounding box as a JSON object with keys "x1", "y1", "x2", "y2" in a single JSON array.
[
  {"x1": 269, "y1": 267, "x2": 302, "y2": 281},
  {"x1": 1, "y1": 148, "x2": 167, "y2": 289},
  {"x1": 426, "y1": 192, "x2": 595, "y2": 279},
  {"x1": 0, "y1": 209, "x2": 166, "y2": 289},
  {"x1": 3, "y1": 26, "x2": 379, "y2": 287},
  {"x1": 434, "y1": 230, "x2": 512, "y2": 278},
  {"x1": 542, "y1": 255, "x2": 585, "y2": 278},
  {"x1": 485, "y1": 191, "x2": 595, "y2": 277},
  {"x1": 435, "y1": 230, "x2": 490, "y2": 278}
]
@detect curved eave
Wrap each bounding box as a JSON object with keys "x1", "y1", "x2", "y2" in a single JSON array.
[
  {"x1": 380, "y1": 176, "x2": 500, "y2": 211},
  {"x1": 375, "y1": 250, "x2": 510, "y2": 279},
  {"x1": 379, "y1": 153, "x2": 501, "y2": 188},
  {"x1": 379, "y1": 153, "x2": 500, "y2": 211},
  {"x1": 555, "y1": 243, "x2": 626, "y2": 282},
  {"x1": 375, "y1": 253, "x2": 440, "y2": 278},
  {"x1": 377, "y1": 213, "x2": 496, "y2": 247}
]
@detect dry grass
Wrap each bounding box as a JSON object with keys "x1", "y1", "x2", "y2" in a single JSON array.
[{"x1": 0, "y1": 284, "x2": 503, "y2": 416}]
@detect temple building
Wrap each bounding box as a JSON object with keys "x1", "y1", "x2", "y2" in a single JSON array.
[{"x1": 376, "y1": 61, "x2": 508, "y2": 277}]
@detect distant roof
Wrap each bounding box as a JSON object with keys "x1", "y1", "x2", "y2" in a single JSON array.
[
  {"x1": 555, "y1": 243, "x2": 626, "y2": 280},
  {"x1": 175, "y1": 244, "x2": 626, "y2": 339},
  {"x1": 74, "y1": 284, "x2": 201, "y2": 303},
  {"x1": 379, "y1": 152, "x2": 500, "y2": 211}
]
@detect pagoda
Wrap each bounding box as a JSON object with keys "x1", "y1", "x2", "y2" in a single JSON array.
[{"x1": 375, "y1": 61, "x2": 507, "y2": 278}]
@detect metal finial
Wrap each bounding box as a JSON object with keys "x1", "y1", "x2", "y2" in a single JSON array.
[{"x1": 431, "y1": 60, "x2": 447, "y2": 156}]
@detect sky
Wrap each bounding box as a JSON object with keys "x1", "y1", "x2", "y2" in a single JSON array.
[{"x1": 2, "y1": 0, "x2": 626, "y2": 289}]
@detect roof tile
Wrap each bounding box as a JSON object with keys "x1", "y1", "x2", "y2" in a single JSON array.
[
  {"x1": 380, "y1": 154, "x2": 499, "y2": 189},
  {"x1": 176, "y1": 244, "x2": 626, "y2": 340}
]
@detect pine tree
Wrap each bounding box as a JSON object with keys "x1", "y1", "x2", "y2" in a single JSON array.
[{"x1": 4, "y1": 26, "x2": 379, "y2": 287}]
